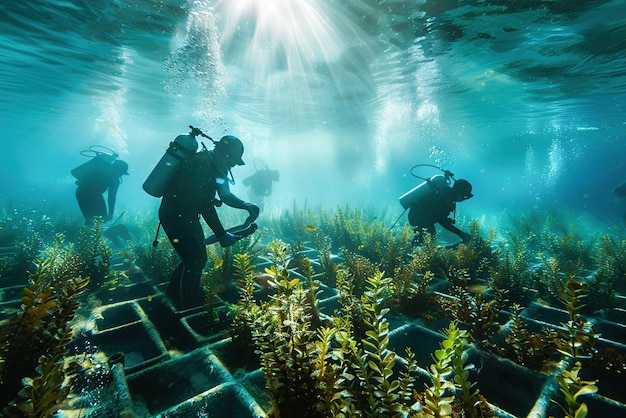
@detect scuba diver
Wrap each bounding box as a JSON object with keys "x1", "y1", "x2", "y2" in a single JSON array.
[
  {"x1": 242, "y1": 160, "x2": 279, "y2": 212},
  {"x1": 71, "y1": 146, "x2": 128, "y2": 226},
  {"x1": 144, "y1": 126, "x2": 259, "y2": 310},
  {"x1": 398, "y1": 165, "x2": 474, "y2": 246}
]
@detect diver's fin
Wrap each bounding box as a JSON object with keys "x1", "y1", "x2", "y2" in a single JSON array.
[{"x1": 204, "y1": 223, "x2": 258, "y2": 245}]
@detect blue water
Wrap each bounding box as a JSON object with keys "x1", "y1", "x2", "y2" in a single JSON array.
[{"x1": 1, "y1": 0, "x2": 626, "y2": 226}]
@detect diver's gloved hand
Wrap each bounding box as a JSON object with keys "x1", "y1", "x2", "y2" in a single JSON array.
[
  {"x1": 218, "y1": 232, "x2": 238, "y2": 248},
  {"x1": 458, "y1": 231, "x2": 471, "y2": 243}
]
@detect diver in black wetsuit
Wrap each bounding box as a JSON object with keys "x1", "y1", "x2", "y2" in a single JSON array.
[
  {"x1": 73, "y1": 159, "x2": 129, "y2": 226},
  {"x1": 243, "y1": 167, "x2": 279, "y2": 211},
  {"x1": 408, "y1": 179, "x2": 474, "y2": 245},
  {"x1": 158, "y1": 135, "x2": 259, "y2": 309}
]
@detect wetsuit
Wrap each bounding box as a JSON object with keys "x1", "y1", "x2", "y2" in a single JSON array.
[
  {"x1": 158, "y1": 150, "x2": 248, "y2": 309},
  {"x1": 243, "y1": 169, "x2": 278, "y2": 211},
  {"x1": 408, "y1": 185, "x2": 464, "y2": 243},
  {"x1": 243, "y1": 169, "x2": 276, "y2": 197},
  {"x1": 75, "y1": 164, "x2": 121, "y2": 226}
]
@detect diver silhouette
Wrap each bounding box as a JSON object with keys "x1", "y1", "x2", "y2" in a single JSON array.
[
  {"x1": 242, "y1": 163, "x2": 279, "y2": 212},
  {"x1": 151, "y1": 130, "x2": 259, "y2": 310},
  {"x1": 399, "y1": 165, "x2": 474, "y2": 246},
  {"x1": 72, "y1": 147, "x2": 128, "y2": 226}
]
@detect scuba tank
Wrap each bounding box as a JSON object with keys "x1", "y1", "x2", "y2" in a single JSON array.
[
  {"x1": 71, "y1": 146, "x2": 119, "y2": 179},
  {"x1": 398, "y1": 165, "x2": 453, "y2": 209},
  {"x1": 142, "y1": 132, "x2": 199, "y2": 197}
]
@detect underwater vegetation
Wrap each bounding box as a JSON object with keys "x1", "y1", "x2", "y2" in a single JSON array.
[
  {"x1": 230, "y1": 239, "x2": 496, "y2": 417},
  {"x1": 0, "y1": 239, "x2": 90, "y2": 416},
  {"x1": 0, "y1": 210, "x2": 117, "y2": 416},
  {"x1": 223, "y1": 206, "x2": 626, "y2": 417},
  {"x1": 0, "y1": 205, "x2": 625, "y2": 417}
]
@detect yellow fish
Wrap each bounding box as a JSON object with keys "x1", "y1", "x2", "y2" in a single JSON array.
[
  {"x1": 305, "y1": 225, "x2": 316, "y2": 231},
  {"x1": 147, "y1": 295, "x2": 152, "y2": 302},
  {"x1": 214, "y1": 259, "x2": 224, "y2": 268}
]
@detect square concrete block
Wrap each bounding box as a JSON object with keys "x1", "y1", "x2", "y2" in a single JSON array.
[
  {"x1": 127, "y1": 348, "x2": 231, "y2": 416},
  {"x1": 95, "y1": 303, "x2": 141, "y2": 331},
  {"x1": 158, "y1": 382, "x2": 266, "y2": 418},
  {"x1": 89, "y1": 321, "x2": 168, "y2": 374}
]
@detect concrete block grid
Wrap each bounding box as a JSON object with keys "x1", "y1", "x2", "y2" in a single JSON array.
[{"x1": 1, "y1": 251, "x2": 624, "y2": 417}]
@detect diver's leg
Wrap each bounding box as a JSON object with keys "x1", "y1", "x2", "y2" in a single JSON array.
[
  {"x1": 160, "y1": 216, "x2": 207, "y2": 309},
  {"x1": 178, "y1": 222, "x2": 207, "y2": 309},
  {"x1": 76, "y1": 187, "x2": 106, "y2": 226}
]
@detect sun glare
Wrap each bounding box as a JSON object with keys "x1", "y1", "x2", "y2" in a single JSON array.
[{"x1": 216, "y1": 0, "x2": 351, "y2": 79}]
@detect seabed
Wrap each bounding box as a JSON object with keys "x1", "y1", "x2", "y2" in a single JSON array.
[{"x1": 0, "y1": 207, "x2": 625, "y2": 417}]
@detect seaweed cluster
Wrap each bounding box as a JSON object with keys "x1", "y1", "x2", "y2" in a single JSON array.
[
  {"x1": 229, "y1": 240, "x2": 492, "y2": 418},
  {"x1": 1, "y1": 204, "x2": 625, "y2": 417},
  {"x1": 222, "y1": 206, "x2": 626, "y2": 416},
  {"x1": 0, "y1": 242, "x2": 90, "y2": 416}
]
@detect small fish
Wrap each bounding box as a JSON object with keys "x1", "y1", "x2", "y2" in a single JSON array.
[
  {"x1": 305, "y1": 225, "x2": 316, "y2": 231},
  {"x1": 254, "y1": 273, "x2": 274, "y2": 288},
  {"x1": 214, "y1": 259, "x2": 224, "y2": 268},
  {"x1": 147, "y1": 295, "x2": 152, "y2": 302}
]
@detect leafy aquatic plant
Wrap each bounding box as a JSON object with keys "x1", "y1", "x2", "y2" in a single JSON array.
[
  {"x1": 237, "y1": 234, "x2": 497, "y2": 417},
  {"x1": 316, "y1": 235, "x2": 339, "y2": 287},
  {"x1": 545, "y1": 227, "x2": 595, "y2": 277},
  {"x1": 124, "y1": 238, "x2": 178, "y2": 285},
  {"x1": 489, "y1": 244, "x2": 534, "y2": 305},
  {"x1": 72, "y1": 220, "x2": 111, "y2": 288},
  {"x1": 552, "y1": 361, "x2": 598, "y2": 418},
  {"x1": 595, "y1": 235, "x2": 626, "y2": 293},
  {"x1": 329, "y1": 271, "x2": 425, "y2": 417},
  {"x1": 533, "y1": 255, "x2": 570, "y2": 307},
  {"x1": 446, "y1": 287, "x2": 506, "y2": 344},
  {"x1": 341, "y1": 250, "x2": 378, "y2": 297},
  {"x1": 229, "y1": 252, "x2": 261, "y2": 353},
  {"x1": 350, "y1": 272, "x2": 403, "y2": 415},
  {"x1": 0, "y1": 243, "x2": 90, "y2": 415},
  {"x1": 411, "y1": 232, "x2": 448, "y2": 278},
  {"x1": 251, "y1": 240, "x2": 320, "y2": 416},
  {"x1": 420, "y1": 321, "x2": 489, "y2": 418},
  {"x1": 419, "y1": 327, "x2": 455, "y2": 417},
  {"x1": 449, "y1": 325, "x2": 482, "y2": 418},
  {"x1": 443, "y1": 220, "x2": 495, "y2": 280},
  {"x1": 392, "y1": 265, "x2": 443, "y2": 320},
  {"x1": 504, "y1": 304, "x2": 560, "y2": 371},
  {"x1": 556, "y1": 277, "x2": 598, "y2": 362}
]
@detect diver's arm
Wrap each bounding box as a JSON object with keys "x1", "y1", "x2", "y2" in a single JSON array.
[
  {"x1": 216, "y1": 177, "x2": 260, "y2": 224},
  {"x1": 216, "y1": 178, "x2": 247, "y2": 209},
  {"x1": 201, "y1": 205, "x2": 227, "y2": 237},
  {"x1": 439, "y1": 217, "x2": 461, "y2": 234},
  {"x1": 439, "y1": 218, "x2": 470, "y2": 242},
  {"x1": 201, "y1": 205, "x2": 239, "y2": 247}
]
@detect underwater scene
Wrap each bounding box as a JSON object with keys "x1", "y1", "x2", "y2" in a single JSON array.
[{"x1": 1, "y1": 1, "x2": 626, "y2": 417}]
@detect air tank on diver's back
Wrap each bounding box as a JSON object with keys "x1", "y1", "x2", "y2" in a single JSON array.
[
  {"x1": 71, "y1": 146, "x2": 120, "y2": 180},
  {"x1": 142, "y1": 133, "x2": 199, "y2": 197},
  {"x1": 398, "y1": 174, "x2": 450, "y2": 209}
]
